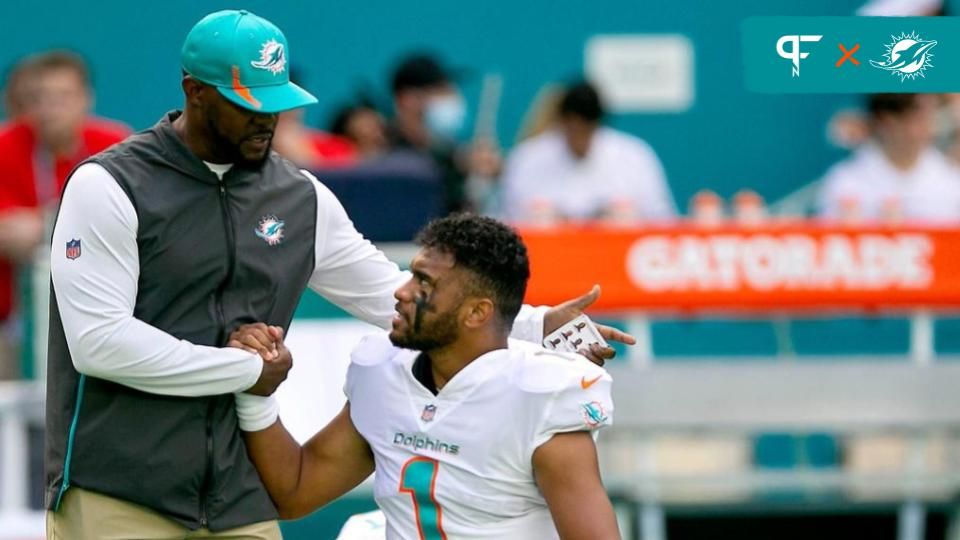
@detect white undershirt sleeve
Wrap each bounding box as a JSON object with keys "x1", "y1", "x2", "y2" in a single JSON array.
[
  {"x1": 510, "y1": 305, "x2": 548, "y2": 343},
  {"x1": 51, "y1": 163, "x2": 263, "y2": 397}
]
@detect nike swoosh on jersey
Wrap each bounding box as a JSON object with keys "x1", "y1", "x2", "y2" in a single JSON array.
[{"x1": 581, "y1": 375, "x2": 602, "y2": 389}]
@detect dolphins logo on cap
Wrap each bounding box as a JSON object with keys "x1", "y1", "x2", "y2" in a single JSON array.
[{"x1": 251, "y1": 39, "x2": 286, "y2": 75}]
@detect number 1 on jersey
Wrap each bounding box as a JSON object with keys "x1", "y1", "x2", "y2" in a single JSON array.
[{"x1": 399, "y1": 457, "x2": 447, "y2": 540}]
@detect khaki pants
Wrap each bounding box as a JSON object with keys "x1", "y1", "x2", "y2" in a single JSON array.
[{"x1": 47, "y1": 488, "x2": 282, "y2": 540}]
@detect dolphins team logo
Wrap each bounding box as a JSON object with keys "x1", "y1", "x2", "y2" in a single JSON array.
[
  {"x1": 255, "y1": 215, "x2": 285, "y2": 246},
  {"x1": 251, "y1": 39, "x2": 286, "y2": 75},
  {"x1": 870, "y1": 32, "x2": 937, "y2": 82},
  {"x1": 581, "y1": 401, "x2": 609, "y2": 428}
]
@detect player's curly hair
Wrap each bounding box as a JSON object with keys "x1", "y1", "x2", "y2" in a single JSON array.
[{"x1": 415, "y1": 213, "x2": 530, "y2": 329}]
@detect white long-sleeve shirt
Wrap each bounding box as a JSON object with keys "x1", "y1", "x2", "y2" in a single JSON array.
[
  {"x1": 501, "y1": 127, "x2": 676, "y2": 223},
  {"x1": 51, "y1": 163, "x2": 546, "y2": 398},
  {"x1": 817, "y1": 144, "x2": 960, "y2": 224}
]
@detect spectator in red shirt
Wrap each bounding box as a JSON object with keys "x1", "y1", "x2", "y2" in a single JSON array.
[{"x1": 0, "y1": 50, "x2": 129, "y2": 379}]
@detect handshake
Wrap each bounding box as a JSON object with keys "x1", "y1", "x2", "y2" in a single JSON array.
[{"x1": 229, "y1": 323, "x2": 292, "y2": 397}]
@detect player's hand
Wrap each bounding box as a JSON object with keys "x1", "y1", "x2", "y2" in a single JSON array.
[
  {"x1": 228, "y1": 323, "x2": 283, "y2": 361},
  {"x1": 245, "y1": 340, "x2": 293, "y2": 396},
  {"x1": 544, "y1": 285, "x2": 636, "y2": 366}
]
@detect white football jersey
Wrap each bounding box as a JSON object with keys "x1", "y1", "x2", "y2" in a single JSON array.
[{"x1": 345, "y1": 333, "x2": 614, "y2": 540}]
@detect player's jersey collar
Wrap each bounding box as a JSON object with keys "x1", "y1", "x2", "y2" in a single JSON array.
[{"x1": 401, "y1": 347, "x2": 513, "y2": 429}]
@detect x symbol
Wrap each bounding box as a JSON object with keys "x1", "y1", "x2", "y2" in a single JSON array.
[{"x1": 836, "y1": 43, "x2": 860, "y2": 67}]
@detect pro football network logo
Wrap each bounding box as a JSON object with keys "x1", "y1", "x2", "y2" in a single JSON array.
[
  {"x1": 776, "y1": 34, "x2": 823, "y2": 77},
  {"x1": 870, "y1": 32, "x2": 937, "y2": 81},
  {"x1": 250, "y1": 39, "x2": 286, "y2": 75},
  {"x1": 421, "y1": 404, "x2": 437, "y2": 423},
  {"x1": 581, "y1": 401, "x2": 609, "y2": 428},
  {"x1": 254, "y1": 215, "x2": 285, "y2": 246},
  {"x1": 65, "y1": 239, "x2": 81, "y2": 260}
]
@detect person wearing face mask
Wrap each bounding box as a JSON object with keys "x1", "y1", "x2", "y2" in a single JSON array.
[
  {"x1": 387, "y1": 53, "x2": 501, "y2": 213},
  {"x1": 501, "y1": 81, "x2": 676, "y2": 226}
]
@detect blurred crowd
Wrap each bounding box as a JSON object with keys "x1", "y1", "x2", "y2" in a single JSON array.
[
  {"x1": 819, "y1": 93, "x2": 960, "y2": 224},
  {"x1": 4, "y1": 45, "x2": 960, "y2": 381}
]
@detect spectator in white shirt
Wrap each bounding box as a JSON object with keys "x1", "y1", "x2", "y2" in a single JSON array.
[
  {"x1": 501, "y1": 81, "x2": 676, "y2": 225},
  {"x1": 818, "y1": 93, "x2": 960, "y2": 224}
]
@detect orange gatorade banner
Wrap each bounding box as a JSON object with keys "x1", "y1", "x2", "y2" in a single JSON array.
[{"x1": 520, "y1": 225, "x2": 960, "y2": 312}]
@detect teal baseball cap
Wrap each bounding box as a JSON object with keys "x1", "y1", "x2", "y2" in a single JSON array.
[{"x1": 181, "y1": 10, "x2": 317, "y2": 114}]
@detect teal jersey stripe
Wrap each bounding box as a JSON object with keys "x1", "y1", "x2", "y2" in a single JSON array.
[
  {"x1": 400, "y1": 458, "x2": 445, "y2": 539},
  {"x1": 54, "y1": 374, "x2": 87, "y2": 511}
]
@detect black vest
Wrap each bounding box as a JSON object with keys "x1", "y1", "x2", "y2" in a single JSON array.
[{"x1": 45, "y1": 111, "x2": 317, "y2": 530}]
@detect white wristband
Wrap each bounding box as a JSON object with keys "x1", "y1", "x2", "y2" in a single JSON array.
[{"x1": 235, "y1": 393, "x2": 280, "y2": 432}]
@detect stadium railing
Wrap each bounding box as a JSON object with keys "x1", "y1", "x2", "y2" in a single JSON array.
[{"x1": 601, "y1": 362, "x2": 960, "y2": 540}]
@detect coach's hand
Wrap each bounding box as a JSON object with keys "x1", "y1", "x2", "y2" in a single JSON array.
[
  {"x1": 544, "y1": 285, "x2": 636, "y2": 366},
  {"x1": 230, "y1": 323, "x2": 292, "y2": 396},
  {"x1": 228, "y1": 322, "x2": 282, "y2": 361},
  {"x1": 244, "y1": 337, "x2": 293, "y2": 396},
  {"x1": 247, "y1": 343, "x2": 293, "y2": 396}
]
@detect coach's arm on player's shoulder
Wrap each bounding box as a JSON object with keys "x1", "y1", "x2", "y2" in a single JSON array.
[
  {"x1": 300, "y1": 171, "x2": 635, "y2": 363},
  {"x1": 533, "y1": 431, "x2": 622, "y2": 540},
  {"x1": 50, "y1": 163, "x2": 283, "y2": 397},
  {"x1": 238, "y1": 399, "x2": 374, "y2": 519}
]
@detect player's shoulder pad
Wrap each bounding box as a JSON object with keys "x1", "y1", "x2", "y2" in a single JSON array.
[
  {"x1": 509, "y1": 339, "x2": 611, "y2": 395},
  {"x1": 350, "y1": 332, "x2": 405, "y2": 367}
]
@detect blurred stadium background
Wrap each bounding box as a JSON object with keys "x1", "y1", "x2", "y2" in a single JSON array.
[{"x1": 3, "y1": 0, "x2": 960, "y2": 539}]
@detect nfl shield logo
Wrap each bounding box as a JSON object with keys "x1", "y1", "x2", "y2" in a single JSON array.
[
  {"x1": 421, "y1": 404, "x2": 437, "y2": 422},
  {"x1": 65, "y1": 239, "x2": 81, "y2": 260}
]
